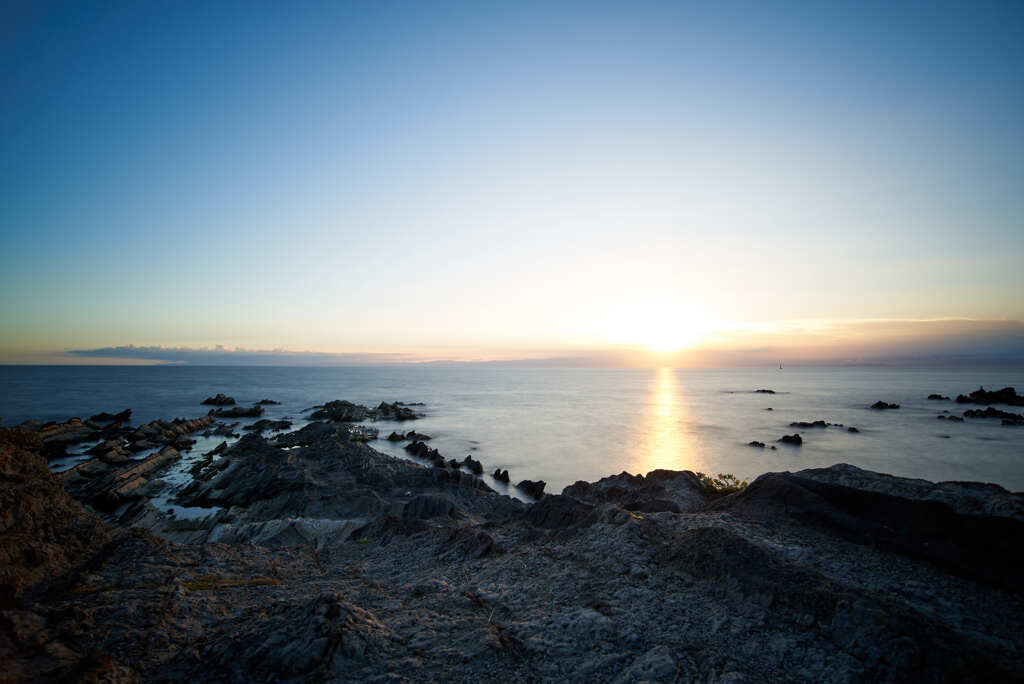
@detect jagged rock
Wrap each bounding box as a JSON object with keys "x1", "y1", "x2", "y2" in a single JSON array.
[
  {"x1": 789, "y1": 420, "x2": 831, "y2": 428},
  {"x1": 461, "y1": 455, "x2": 483, "y2": 475},
  {"x1": 963, "y1": 406, "x2": 1024, "y2": 425},
  {"x1": 748, "y1": 441, "x2": 766, "y2": 448},
  {"x1": 516, "y1": 479, "x2": 546, "y2": 500},
  {"x1": 374, "y1": 402, "x2": 419, "y2": 421},
  {"x1": 201, "y1": 393, "x2": 236, "y2": 406},
  {"x1": 523, "y1": 494, "x2": 595, "y2": 529},
  {"x1": 712, "y1": 463, "x2": 1024, "y2": 590},
  {"x1": 778, "y1": 433, "x2": 802, "y2": 446},
  {"x1": 871, "y1": 401, "x2": 900, "y2": 409},
  {"x1": 563, "y1": 469, "x2": 707, "y2": 514},
  {"x1": 209, "y1": 405, "x2": 263, "y2": 418},
  {"x1": 955, "y1": 386, "x2": 1024, "y2": 406},
  {"x1": 310, "y1": 400, "x2": 422, "y2": 423},
  {"x1": 928, "y1": 394, "x2": 951, "y2": 401},
  {"x1": 493, "y1": 468, "x2": 510, "y2": 483}
]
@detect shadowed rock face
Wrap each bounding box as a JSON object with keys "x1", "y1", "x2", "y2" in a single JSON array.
[
  {"x1": 4, "y1": 423, "x2": 1024, "y2": 682},
  {"x1": 710, "y1": 464, "x2": 1024, "y2": 591},
  {"x1": 955, "y1": 386, "x2": 1024, "y2": 406},
  {"x1": 562, "y1": 470, "x2": 707, "y2": 514}
]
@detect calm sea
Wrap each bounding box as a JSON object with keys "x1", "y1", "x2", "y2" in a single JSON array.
[{"x1": 2, "y1": 365, "x2": 1023, "y2": 495}]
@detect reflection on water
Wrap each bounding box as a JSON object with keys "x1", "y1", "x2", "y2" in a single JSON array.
[{"x1": 629, "y1": 367, "x2": 705, "y2": 476}]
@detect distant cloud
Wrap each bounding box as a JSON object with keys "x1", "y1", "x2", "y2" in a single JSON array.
[{"x1": 67, "y1": 345, "x2": 415, "y2": 366}]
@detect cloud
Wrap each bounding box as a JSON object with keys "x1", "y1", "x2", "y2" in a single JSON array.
[{"x1": 67, "y1": 345, "x2": 415, "y2": 366}]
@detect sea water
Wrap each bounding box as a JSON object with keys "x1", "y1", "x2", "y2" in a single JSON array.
[{"x1": 2, "y1": 365, "x2": 1023, "y2": 497}]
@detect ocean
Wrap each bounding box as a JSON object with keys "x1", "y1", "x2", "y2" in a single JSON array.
[{"x1": 3, "y1": 365, "x2": 1023, "y2": 503}]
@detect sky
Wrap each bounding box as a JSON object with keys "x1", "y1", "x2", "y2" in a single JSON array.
[{"x1": 2, "y1": 1, "x2": 1023, "y2": 366}]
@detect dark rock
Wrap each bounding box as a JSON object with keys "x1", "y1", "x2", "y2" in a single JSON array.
[
  {"x1": 937, "y1": 415, "x2": 964, "y2": 422},
  {"x1": 255, "y1": 398, "x2": 280, "y2": 405},
  {"x1": 493, "y1": 468, "x2": 510, "y2": 483},
  {"x1": 517, "y1": 479, "x2": 547, "y2": 500},
  {"x1": 778, "y1": 433, "x2": 802, "y2": 446},
  {"x1": 955, "y1": 386, "x2": 1024, "y2": 406},
  {"x1": 870, "y1": 401, "x2": 900, "y2": 409},
  {"x1": 963, "y1": 407, "x2": 1024, "y2": 425},
  {"x1": 375, "y1": 402, "x2": 420, "y2": 421},
  {"x1": 310, "y1": 400, "x2": 368, "y2": 421},
  {"x1": 523, "y1": 495, "x2": 596, "y2": 529},
  {"x1": 747, "y1": 441, "x2": 766, "y2": 448},
  {"x1": 201, "y1": 393, "x2": 236, "y2": 406},
  {"x1": 386, "y1": 431, "x2": 404, "y2": 441},
  {"x1": 209, "y1": 405, "x2": 263, "y2": 418},
  {"x1": 243, "y1": 419, "x2": 293, "y2": 433},
  {"x1": 754, "y1": 389, "x2": 776, "y2": 394},
  {"x1": 461, "y1": 455, "x2": 483, "y2": 475},
  {"x1": 770, "y1": 445, "x2": 776, "y2": 449},
  {"x1": 447, "y1": 459, "x2": 459, "y2": 469},
  {"x1": 847, "y1": 426, "x2": 860, "y2": 433},
  {"x1": 789, "y1": 420, "x2": 829, "y2": 428},
  {"x1": 711, "y1": 464, "x2": 1024, "y2": 591},
  {"x1": 403, "y1": 494, "x2": 459, "y2": 519},
  {"x1": 763, "y1": 407, "x2": 773, "y2": 411},
  {"x1": 927, "y1": 394, "x2": 950, "y2": 401},
  {"x1": 87, "y1": 408, "x2": 132, "y2": 423},
  {"x1": 310, "y1": 400, "x2": 422, "y2": 422}
]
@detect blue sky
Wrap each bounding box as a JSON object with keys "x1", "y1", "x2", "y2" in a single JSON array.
[{"x1": 2, "y1": 1, "x2": 1023, "y2": 364}]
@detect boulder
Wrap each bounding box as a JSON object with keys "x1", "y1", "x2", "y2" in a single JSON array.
[
  {"x1": 461, "y1": 455, "x2": 483, "y2": 475},
  {"x1": 517, "y1": 479, "x2": 547, "y2": 500},
  {"x1": 778, "y1": 433, "x2": 802, "y2": 446},
  {"x1": 493, "y1": 468, "x2": 510, "y2": 483}
]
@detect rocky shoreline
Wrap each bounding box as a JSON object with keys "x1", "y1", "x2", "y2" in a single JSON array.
[{"x1": 2, "y1": 401, "x2": 1024, "y2": 682}]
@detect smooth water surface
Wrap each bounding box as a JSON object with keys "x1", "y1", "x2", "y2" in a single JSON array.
[{"x1": 2, "y1": 365, "x2": 1023, "y2": 492}]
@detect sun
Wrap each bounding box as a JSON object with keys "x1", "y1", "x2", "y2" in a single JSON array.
[{"x1": 640, "y1": 321, "x2": 702, "y2": 353}]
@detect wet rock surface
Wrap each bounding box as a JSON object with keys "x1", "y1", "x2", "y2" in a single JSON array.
[
  {"x1": 310, "y1": 400, "x2": 422, "y2": 422},
  {"x1": 870, "y1": 401, "x2": 900, "y2": 409},
  {"x1": 3, "y1": 412, "x2": 1024, "y2": 683},
  {"x1": 955, "y1": 386, "x2": 1024, "y2": 406},
  {"x1": 201, "y1": 393, "x2": 236, "y2": 406}
]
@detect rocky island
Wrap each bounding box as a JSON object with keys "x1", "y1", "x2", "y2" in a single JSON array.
[{"x1": 2, "y1": 403, "x2": 1023, "y2": 682}]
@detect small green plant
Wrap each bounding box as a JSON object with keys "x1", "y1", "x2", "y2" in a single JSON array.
[
  {"x1": 695, "y1": 472, "x2": 749, "y2": 499},
  {"x1": 356, "y1": 537, "x2": 372, "y2": 544}
]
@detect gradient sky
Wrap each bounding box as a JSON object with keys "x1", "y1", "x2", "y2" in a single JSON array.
[{"x1": 2, "y1": 1, "x2": 1023, "y2": 364}]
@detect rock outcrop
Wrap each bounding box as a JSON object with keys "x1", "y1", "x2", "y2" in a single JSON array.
[
  {"x1": 4, "y1": 415, "x2": 1024, "y2": 683},
  {"x1": 955, "y1": 386, "x2": 1024, "y2": 406}
]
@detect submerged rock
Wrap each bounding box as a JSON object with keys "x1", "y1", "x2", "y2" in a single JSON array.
[
  {"x1": 870, "y1": 401, "x2": 900, "y2": 409},
  {"x1": 928, "y1": 394, "x2": 951, "y2": 401},
  {"x1": 209, "y1": 405, "x2": 263, "y2": 418},
  {"x1": 747, "y1": 441, "x2": 766, "y2": 448},
  {"x1": 963, "y1": 406, "x2": 1024, "y2": 425},
  {"x1": 201, "y1": 393, "x2": 236, "y2": 406},
  {"x1": 778, "y1": 433, "x2": 803, "y2": 446}
]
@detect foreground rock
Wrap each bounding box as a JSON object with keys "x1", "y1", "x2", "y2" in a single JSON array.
[{"x1": 4, "y1": 422, "x2": 1024, "y2": 682}]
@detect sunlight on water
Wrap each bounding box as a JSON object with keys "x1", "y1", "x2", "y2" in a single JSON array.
[{"x1": 629, "y1": 367, "x2": 705, "y2": 476}]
